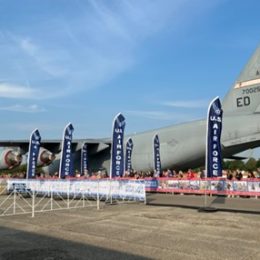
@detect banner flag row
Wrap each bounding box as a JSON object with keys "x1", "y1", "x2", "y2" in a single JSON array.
[{"x1": 25, "y1": 97, "x2": 224, "y2": 180}]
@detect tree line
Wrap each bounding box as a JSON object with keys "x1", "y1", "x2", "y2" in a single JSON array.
[{"x1": 222, "y1": 158, "x2": 260, "y2": 172}]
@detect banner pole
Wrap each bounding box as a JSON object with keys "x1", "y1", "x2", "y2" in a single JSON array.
[
  {"x1": 143, "y1": 180, "x2": 147, "y2": 205},
  {"x1": 201, "y1": 96, "x2": 222, "y2": 212},
  {"x1": 51, "y1": 190, "x2": 53, "y2": 211},
  {"x1": 110, "y1": 179, "x2": 112, "y2": 204},
  {"x1": 97, "y1": 180, "x2": 100, "y2": 210},
  {"x1": 13, "y1": 190, "x2": 16, "y2": 215},
  {"x1": 67, "y1": 181, "x2": 70, "y2": 209},
  {"x1": 204, "y1": 178, "x2": 207, "y2": 208},
  {"x1": 32, "y1": 190, "x2": 35, "y2": 218},
  {"x1": 204, "y1": 98, "x2": 211, "y2": 209}
]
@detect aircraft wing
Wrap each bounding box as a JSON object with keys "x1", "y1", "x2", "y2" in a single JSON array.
[
  {"x1": 222, "y1": 132, "x2": 260, "y2": 161},
  {"x1": 222, "y1": 132, "x2": 260, "y2": 148},
  {"x1": 226, "y1": 155, "x2": 248, "y2": 160},
  {"x1": 224, "y1": 149, "x2": 254, "y2": 160},
  {"x1": 0, "y1": 139, "x2": 111, "y2": 154}
]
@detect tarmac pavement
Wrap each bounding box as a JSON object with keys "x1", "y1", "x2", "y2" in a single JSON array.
[{"x1": 0, "y1": 194, "x2": 260, "y2": 260}]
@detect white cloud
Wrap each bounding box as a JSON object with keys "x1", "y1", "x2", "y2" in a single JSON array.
[
  {"x1": 0, "y1": 82, "x2": 69, "y2": 100},
  {"x1": 0, "y1": 83, "x2": 38, "y2": 99},
  {"x1": 127, "y1": 110, "x2": 172, "y2": 120},
  {"x1": 126, "y1": 110, "x2": 199, "y2": 122},
  {"x1": 19, "y1": 37, "x2": 69, "y2": 77},
  {"x1": 162, "y1": 100, "x2": 209, "y2": 108},
  {"x1": 20, "y1": 38, "x2": 37, "y2": 56},
  {"x1": 0, "y1": 104, "x2": 46, "y2": 113},
  {"x1": 0, "y1": 1, "x2": 219, "y2": 100}
]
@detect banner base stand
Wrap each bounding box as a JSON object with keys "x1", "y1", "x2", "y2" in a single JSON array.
[{"x1": 198, "y1": 207, "x2": 218, "y2": 213}]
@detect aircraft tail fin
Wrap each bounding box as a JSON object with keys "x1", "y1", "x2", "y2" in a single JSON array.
[{"x1": 222, "y1": 45, "x2": 260, "y2": 115}]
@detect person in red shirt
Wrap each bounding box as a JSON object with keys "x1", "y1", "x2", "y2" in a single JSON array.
[{"x1": 187, "y1": 169, "x2": 195, "y2": 179}]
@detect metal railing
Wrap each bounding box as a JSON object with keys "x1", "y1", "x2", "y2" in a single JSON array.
[{"x1": 0, "y1": 179, "x2": 146, "y2": 217}]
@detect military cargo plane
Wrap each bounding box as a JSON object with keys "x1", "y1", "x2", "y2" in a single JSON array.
[{"x1": 1, "y1": 45, "x2": 260, "y2": 174}]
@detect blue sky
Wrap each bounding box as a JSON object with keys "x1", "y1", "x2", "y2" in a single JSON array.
[{"x1": 0, "y1": 0, "x2": 259, "y2": 141}]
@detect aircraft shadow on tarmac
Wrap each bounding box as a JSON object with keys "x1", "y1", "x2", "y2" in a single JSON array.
[{"x1": 0, "y1": 226, "x2": 149, "y2": 260}]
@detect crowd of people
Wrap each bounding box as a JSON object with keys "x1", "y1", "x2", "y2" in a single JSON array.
[{"x1": 0, "y1": 168, "x2": 260, "y2": 180}]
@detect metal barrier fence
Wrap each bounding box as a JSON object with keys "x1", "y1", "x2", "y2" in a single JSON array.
[
  {"x1": 145, "y1": 178, "x2": 260, "y2": 197},
  {"x1": 0, "y1": 179, "x2": 146, "y2": 217},
  {"x1": 0, "y1": 181, "x2": 100, "y2": 217}
]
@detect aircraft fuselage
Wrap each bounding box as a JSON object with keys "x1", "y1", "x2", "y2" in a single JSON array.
[{"x1": 125, "y1": 113, "x2": 260, "y2": 171}]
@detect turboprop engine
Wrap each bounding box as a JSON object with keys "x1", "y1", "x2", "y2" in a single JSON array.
[
  {"x1": 38, "y1": 147, "x2": 56, "y2": 166},
  {"x1": 0, "y1": 149, "x2": 22, "y2": 169},
  {"x1": 21, "y1": 147, "x2": 56, "y2": 167}
]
